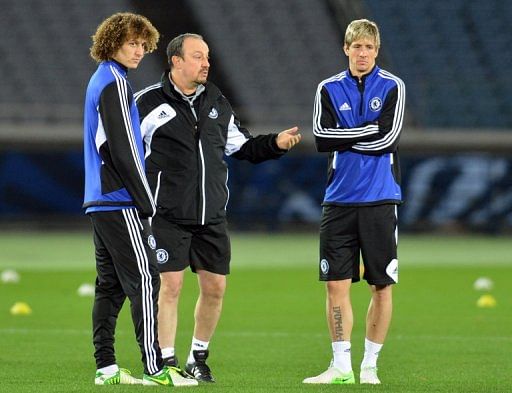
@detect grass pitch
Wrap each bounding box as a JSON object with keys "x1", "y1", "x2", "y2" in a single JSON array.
[{"x1": 0, "y1": 232, "x2": 511, "y2": 392}]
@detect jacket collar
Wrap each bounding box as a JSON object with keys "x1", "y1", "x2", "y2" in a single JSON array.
[
  {"x1": 103, "y1": 60, "x2": 128, "y2": 77},
  {"x1": 161, "y1": 70, "x2": 206, "y2": 103},
  {"x1": 347, "y1": 65, "x2": 379, "y2": 84}
]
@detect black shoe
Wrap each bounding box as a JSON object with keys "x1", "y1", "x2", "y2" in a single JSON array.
[
  {"x1": 163, "y1": 355, "x2": 194, "y2": 379},
  {"x1": 185, "y1": 350, "x2": 215, "y2": 382},
  {"x1": 163, "y1": 355, "x2": 178, "y2": 367}
]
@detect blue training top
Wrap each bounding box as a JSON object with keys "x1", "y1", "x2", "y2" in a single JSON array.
[
  {"x1": 83, "y1": 60, "x2": 155, "y2": 217},
  {"x1": 313, "y1": 65, "x2": 405, "y2": 206}
]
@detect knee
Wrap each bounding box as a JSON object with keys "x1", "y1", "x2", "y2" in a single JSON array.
[
  {"x1": 159, "y1": 274, "x2": 183, "y2": 301},
  {"x1": 200, "y1": 278, "x2": 226, "y2": 301},
  {"x1": 372, "y1": 285, "x2": 392, "y2": 303},
  {"x1": 326, "y1": 280, "x2": 351, "y2": 299}
]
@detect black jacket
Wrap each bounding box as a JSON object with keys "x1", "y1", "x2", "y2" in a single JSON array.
[{"x1": 135, "y1": 72, "x2": 286, "y2": 225}]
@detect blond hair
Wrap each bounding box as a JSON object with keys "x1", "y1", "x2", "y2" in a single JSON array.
[
  {"x1": 344, "y1": 19, "x2": 380, "y2": 49},
  {"x1": 90, "y1": 12, "x2": 159, "y2": 63}
]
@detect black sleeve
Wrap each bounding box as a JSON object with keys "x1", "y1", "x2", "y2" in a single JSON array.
[
  {"x1": 231, "y1": 134, "x2": 285, "y2": 163},
  {"x1": 351, "y1": 82, "x2": 406, "y2": 155},
  {"x1": 99, "y1": 82, "x2": 155, "y2": 217},
  {"x1": 224, "y1": 111, "x2": 286, "y2": 163},
  {"x1": 313, "y1": 86, "x2": 380, "y2": 152}
]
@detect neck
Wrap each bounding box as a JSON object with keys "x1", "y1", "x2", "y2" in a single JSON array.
[
  {"x1": 110, "y1": 59, "x2": 128, "y2": 72},
  {"x1": 169, "y1": 71, "x2": 197, "y2": 95},
  {"x1": 350, "y1": 65, "x2": 376, "y2": 80}
]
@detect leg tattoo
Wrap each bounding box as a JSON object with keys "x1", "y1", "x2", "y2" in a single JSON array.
[{"x1": 333, "y1": 306, "x2": 343, "y2": 341}]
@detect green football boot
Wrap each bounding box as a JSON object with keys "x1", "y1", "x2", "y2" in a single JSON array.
[{"x1": 95, "y1": 367, "x2": 142, "y2": 385}]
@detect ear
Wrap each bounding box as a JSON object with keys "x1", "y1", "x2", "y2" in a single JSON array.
[
  {"x1": 343, "y1": 44, "x2": 350, "y2": 56},
  {"x1": 171, "y1": 55, "x2": 181, "y2": 69}
]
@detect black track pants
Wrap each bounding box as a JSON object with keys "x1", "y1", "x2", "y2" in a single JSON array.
[{"x1": 90, "y1": 208, "x2": 163, "y2": 375}]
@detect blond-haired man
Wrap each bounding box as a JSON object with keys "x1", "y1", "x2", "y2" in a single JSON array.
[{"x1": 304, "y1": 19, "x2": 405, "y2": 385}]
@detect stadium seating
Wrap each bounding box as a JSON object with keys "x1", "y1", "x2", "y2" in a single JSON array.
[
  {"x1": 0, "y1": 0, "x2": 161, "y2": 122},
  {"x1": 186, "y1": 0, "x2": 343, "y2": 126},
  {"x1": 0, "y1": 0, "x2": 509, "y2": 128},
  {"x1": 363, "y1": 0, "x2": 512, "y2": 128}
]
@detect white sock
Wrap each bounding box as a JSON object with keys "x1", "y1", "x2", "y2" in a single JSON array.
[
  {"x1": 161, "y1": 347, "x2": 175, "y2": 359},
  {"x1": 97, "y1": 364, "x2": 119, "y2": 375},
  {"x1": 361, "y1": 338, "x2": 383, "y2": 368},
  {"x1": 187, "y1": 337, "x2": 209, "y2": 363},
  {"x1": 331, "y1": 341, "x2": 352, "y2": 373}
]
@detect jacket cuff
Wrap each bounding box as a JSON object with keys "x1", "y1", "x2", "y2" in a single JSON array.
[{"x1": 271, "y1": 134, "x2": 288, "y2": 154}]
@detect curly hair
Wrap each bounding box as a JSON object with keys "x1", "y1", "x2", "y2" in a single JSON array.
[{"x1": 90, "y1": 12, "x2": 159, "y2": 63}]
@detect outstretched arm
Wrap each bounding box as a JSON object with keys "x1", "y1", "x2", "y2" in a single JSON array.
[{"x1": 225, "y1": 112, "x2": 300, "y2": 163}]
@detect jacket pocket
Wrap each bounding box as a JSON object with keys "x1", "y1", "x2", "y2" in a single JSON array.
[{"x1": 156, "y1": 170, "x2": 198, "y2": 221}]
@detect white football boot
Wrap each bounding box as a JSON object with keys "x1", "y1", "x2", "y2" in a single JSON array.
[
  {"x1": 303, "y1": 367, "x2": 355, "y2": 384},
  {"x1": 360, "y1": 366, "x2": 381, "y2": 384}
]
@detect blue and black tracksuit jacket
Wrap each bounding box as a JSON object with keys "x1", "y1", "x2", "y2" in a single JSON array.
[
  {"x1": 83, "y1": 60, "x2": 155, "y2": 217},
  {"x1": 313, "y1": 65, "x2": 406, "y2": 206}
]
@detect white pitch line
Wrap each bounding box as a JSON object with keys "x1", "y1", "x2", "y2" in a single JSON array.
[
  {"x1": 0, "y1": 328, "x2": 122, "y2": 336},
  {"x1": 204, "y1": 331, "x2": 512, "y2": 342},
  {"x1": 1, "y1": 328, "x2": 510, "y2": 342}
]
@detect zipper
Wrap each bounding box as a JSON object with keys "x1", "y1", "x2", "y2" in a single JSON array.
[
  {"x1": 198, "y1": 139, "x2": 206, "y2": 225},
  {"x1": 224, "y1": 169, "x2": 230, "y2": 211},
  {"x1": 357, "y1": 78, "x2": 364, "y2": 116},
  {"x1": 154, "y1": 171, "x2": 162, "y2": 206},
  {"x1": 188, "y1": 101, "x2": 206, "y2": 225}
]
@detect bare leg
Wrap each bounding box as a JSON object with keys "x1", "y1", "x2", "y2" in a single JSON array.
[
  {"x1": 193, "y1": 270, "x2": 226, "y2": 342},
  {"x1": 302, "y1": 279, "x2": 355, "y2": 380},
  {"x1": 158, "y1": 270, "x2": 184, "y2": 349},
  {"x1": 366, "y1": 284, "x2": 393, "y2": 343},
  {"x1": 326, "y1": 279, "x2": 353, "y2": 342}
]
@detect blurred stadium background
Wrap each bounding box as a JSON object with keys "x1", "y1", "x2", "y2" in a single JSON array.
[
  {"x1": 0, "y1": 0, "x2": 511, "y2": 233},
  {"x1": 1, "y1": 2, "x2": 511, "y2": 391}
]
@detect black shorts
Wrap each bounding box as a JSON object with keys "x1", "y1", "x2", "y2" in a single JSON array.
[
  {"x1": 319, "y1": 204, "x2": 398, "y2": 285},
  {"x1": 151, "y1": 215, "x2": 231, "y2": 275}
]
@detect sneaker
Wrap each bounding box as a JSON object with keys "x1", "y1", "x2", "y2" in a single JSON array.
[
  {"x1": 95, "y1": 368, "x2": 142, "y2": 385},
  {"x1": 163, "y1": 355, "x2": 194, "y2": 379},
  {"x1": 303, "y1": 367, "x2": 355, "y2": 384},
  {"x1": 360, "y1": 366, "x2": 381, "y2": 384},
  {"x1": 163, "y1": 355, "x2": 179, "y2": 368},
  {"x1": 143, "y1": 366, "x2": 198, "y2": 387},
  {"x1": 185, "y1": 350, "x2": 215, "y2": 383}
]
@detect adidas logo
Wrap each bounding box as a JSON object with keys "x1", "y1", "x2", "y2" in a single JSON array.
[
  {"x1": 339, "y1": 102, "x2": 351, "y2": 111},
  {"x1": 157, "y1": 110, "x2": 170, "y2": 119}
]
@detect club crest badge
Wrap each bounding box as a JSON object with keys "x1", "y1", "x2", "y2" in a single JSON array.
[
  {"x1": 320, "y1": 259, "x2": 330, "y2": 275},
  {"x1": 369, "y1": 97, "x2": 382, "y2": 112},
  {"x1": 148, "y1": 235, "x2": 157, "y2": 250},
  {"x1": 156, "y1": 249, "x2": 169, "y2": 264},
  {"x1": 208, "y1": 107, "x2": 218, "y2": 119}
]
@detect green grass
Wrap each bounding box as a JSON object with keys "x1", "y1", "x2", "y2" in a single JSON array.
[{"x1": 0, "y1": 232, "x2": 511, "y2": 392}]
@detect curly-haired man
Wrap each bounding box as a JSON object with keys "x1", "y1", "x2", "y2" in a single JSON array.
[{"x1": 83, "y1": 12, "x2": 197, "y2": 387}]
